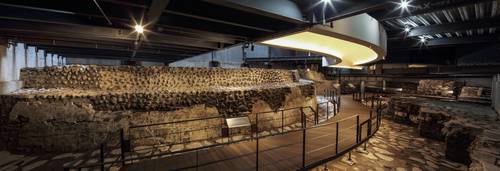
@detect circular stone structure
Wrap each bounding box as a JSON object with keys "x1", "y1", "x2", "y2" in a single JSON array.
[{"x1": 0, "y1": 65, "x2": 316, "y2": 152}]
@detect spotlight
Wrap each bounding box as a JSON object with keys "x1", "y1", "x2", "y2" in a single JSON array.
[
  {"x1": 322, "y1": 0, "x2": 331, "y2": 3},
  {"x1": 400, "y1": 0, "x2": 409, "y2": 9},
  {"x1": 404, "y1": 27, "x2": 411, "y2": 32},
  {"x1": 134, "y1": 24, "x2": 144, "y2": 34},
  {"x1": 420, "y1": 37, "x2": 426, "y2": 43}
]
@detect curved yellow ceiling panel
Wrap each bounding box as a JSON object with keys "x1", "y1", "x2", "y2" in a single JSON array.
[{"x1": 259, "y1": 17, "x2": 386, "y2": 69}]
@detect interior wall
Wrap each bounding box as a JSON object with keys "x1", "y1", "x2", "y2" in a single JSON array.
[{"x1": 169, "y1": 44, "x2": 269, "y2": 68}]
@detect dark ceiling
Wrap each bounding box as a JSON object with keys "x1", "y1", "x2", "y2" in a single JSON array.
[{"x1": 0, "y1": 0, "x2": 498, "y2": 64}]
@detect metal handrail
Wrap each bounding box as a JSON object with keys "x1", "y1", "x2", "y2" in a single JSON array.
[
  {"x1": 63, "y1": 89, "x2": 344, "y2": 171},
  {"x1": 66, "y1": 110, "x2": 381, "y2": 171}
]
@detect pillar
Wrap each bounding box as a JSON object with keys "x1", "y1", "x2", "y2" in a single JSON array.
[
  {"x1": 46, "y1": 53, "x2": 52, "y2": 66},
  {"x1": 0, "y1": 41, "x2": 23, "y2": 94},
  {"x1": 37, "y1": 49, "x2": 45, "y2": 67},
  {"x1": 14, "y1": 43, "x2": 26, "y2": 80},
  {"x1": 0, "y1": 44, "x2": 13, "y2": 82},
  {"x1": 63, "y1": 57, "x2": 66, "y2": 65},
  {"x1": 26, "y1": 46, "x2": 37, "y2": 67},
  {"x1": 52, "y1": 54, "x2": 58, "y2": 66}
]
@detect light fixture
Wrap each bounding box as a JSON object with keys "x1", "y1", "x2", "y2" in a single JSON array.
[
  {"x1": 420, "y1": 37, "x2": 426, "y2": 43},
  {"x1": 134, "y1": 24, "x2": 144, "y2": 34},
  {"x1": 322, "y1": 0, "x2": 331, "y2": 3},
  {"x1": 404, "y1": 27, "x2": 411, "y2": 32},
  {"x1": 400, "y1": 0, "x2": 410, "y2": 9}
]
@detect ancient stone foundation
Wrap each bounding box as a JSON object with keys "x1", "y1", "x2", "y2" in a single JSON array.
[
  {"x1": 382, "y1": 96, "x2": 500, "y2": 169},
  {"x1": 0, "y1": 65, "x2": 316, "y2": 153}
]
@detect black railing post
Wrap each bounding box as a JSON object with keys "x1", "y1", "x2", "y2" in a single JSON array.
[
  {"x1": 281, "y1": 110, "x2": 285, "y2": 133},
  {"x1": 356, "y1": 115, "x2": 360, "y2": 143},
  {"x1": 256, "y1": 112, "x2": 259, "y2": 171},
  {"x1": 196, "y1": 150, "x2": 199, "y2": 171},
  {"x1": 100, "y1": 143, "x2": 105, "y2": 171},
  {"x1": 313, "y1": 105, "x2": 319, "y2": 125},
  {"x1": 300, "y1": 108, "x2": 305, "y2": 128},
  {"x1": 367, "y1": 117, "x2": 372, "y2": 138},
  {"x1": 315, "y1": 104, "x2": 319, "y2": 124},
  {"x1": 302, "y1": 128, "x2": 306, "y2": 169},
  {"x1": 333, "y1": 101, "x2": 337, "y2": 116},
  {"x1": 335, "y1": 122, "x2": 339, "y2": 154},
  {"x1": 326, "y1": 101, "x2": 329, "y2": 120},
  {"x1": 119, "y1": 128, "x2": 126, "y2": 166},
  {"x1": 338, "y1": 96, "x2": 341, "y2": 112},
  {"x1": 371, "y1": 94, "x2": 374, "y2": 108}
]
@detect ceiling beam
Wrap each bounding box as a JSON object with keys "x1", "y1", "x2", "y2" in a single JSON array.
[
  {"x1": 39, "y1": 46, "x2": 186, "y2": 62},
  {"x1": 21, "y1": 39, "x2": 197, "y2": 57},
  {"x1": 0, "y1": 3, "x2": 242, "y2": 44},
  {"x1": 404, "y1": 16, "x2": 500, "y2": 37},
  {"x1": 374, "y1": 0, "x2": 494, "y2": 21},
  {"x1": 62, "y1": 54, "x2": 177, "y2": 63},
  {"x1": 0, "y1": 19, "x2": 220, "y2": 49},
  {"x1": 389, "y1": 34, "x2": 500, "y2": 49}
]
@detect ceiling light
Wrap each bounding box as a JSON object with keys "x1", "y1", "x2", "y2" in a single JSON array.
[
  {"x1": 400, "y1": 0, "x2": 409, "y2": 9},
  {"x1": 322, "y1": 0, "x2": 331, "y2": 3},
  {"x1": 420, "y1": 37, "x2": 426, "y2": 43},
  {"x1": 134, "y1": 24, "x2": 144, "y2": 34},
  {"x1": 404, "y1": 27, "x2": 411, "y2": 32}
]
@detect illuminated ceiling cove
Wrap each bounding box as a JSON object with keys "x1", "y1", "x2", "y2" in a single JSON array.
[{"x1": 260, "y1": 14, "x2": 387, "y2": 69}]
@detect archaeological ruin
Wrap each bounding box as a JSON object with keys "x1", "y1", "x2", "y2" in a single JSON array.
[
  {"x1": 0, "y1": 66, "x2": 316, "y2": 152},
  {"x1": 0, "y1": 0, "x2": 499, "y2": 171}
]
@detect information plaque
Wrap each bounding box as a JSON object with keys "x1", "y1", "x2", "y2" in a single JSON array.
[{"x1": 226, "y1": 117, "x2": 251, "y2": 129}]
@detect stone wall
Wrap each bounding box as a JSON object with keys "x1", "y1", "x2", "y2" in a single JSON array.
[
  {"x1": 21, "y1": 65, "x2": 294, "y2": 90},
  {"x1": 0, "y1": 65, "x2": 316, "y2": 153}
]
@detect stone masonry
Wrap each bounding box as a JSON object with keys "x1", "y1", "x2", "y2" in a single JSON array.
[{"x1": 0, "y1": 65, "x2": 316, "y2": 153}]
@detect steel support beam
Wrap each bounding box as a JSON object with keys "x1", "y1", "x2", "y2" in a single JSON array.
[
  {"x1": 405, "y1": 16, "x2": 500, "y2": 37},
  {"x1": 374, "y1": 0, "x2": 494, "y2": 21},
  {"x1": 389, "y1": 34, "x2": 500, "y2": 49}
]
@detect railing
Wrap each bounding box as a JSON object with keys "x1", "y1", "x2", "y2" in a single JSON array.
[{"x1": 63, "y1": 88, "x2": 382, "y2": 171}]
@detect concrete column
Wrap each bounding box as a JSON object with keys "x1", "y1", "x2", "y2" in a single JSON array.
[
  {"x1": 52, "y1": 54, "x2": 58, "y2": 66},
  {"x1": 0, "y1": 43, "x2": 23, "y2": 94},
  {"x1": 37, "y1": 50, "x2": 45, "y2": 67},
  {"x1": 27, "y1": 46, "x2": 37, "y2": 67},
  {"x1": 45, "y1": 53, "x2": 52, "y2": 66},
  {"x1": 14, "y1": 43, "x2": 26, "y2": 80},
  {"x1": 0, "y1": 44, "x2": 12, "y2": 82}
]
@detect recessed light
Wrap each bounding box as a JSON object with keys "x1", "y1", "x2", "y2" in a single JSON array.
[
  {"x1": 134, "y1": 24, "x2": 144, "y2": 34},
  {"x1": 400, "y1": 0, "x2": 409, "y2": 9}
]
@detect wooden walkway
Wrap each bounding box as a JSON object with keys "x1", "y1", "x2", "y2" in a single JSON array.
[{"x1": 121, "y1": 95, "x2": 373, "y2": 171}]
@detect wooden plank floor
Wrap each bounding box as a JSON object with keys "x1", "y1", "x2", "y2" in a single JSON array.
[{"x1": 121, "y1": 95, "x2": 373, "y2": 171}]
